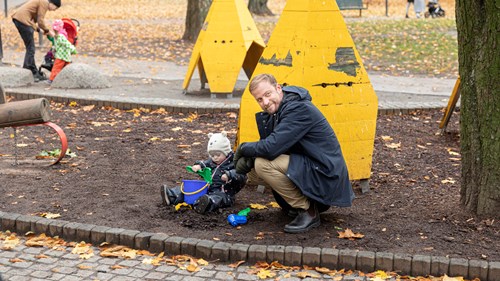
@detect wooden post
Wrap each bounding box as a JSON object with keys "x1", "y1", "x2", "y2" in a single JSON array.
[
  {"x1": 0, "y1": 98, "x2": 52, "y2": 128},
  {"x1": 0, "y1": 82, "x2": 5, "y2": 104}
]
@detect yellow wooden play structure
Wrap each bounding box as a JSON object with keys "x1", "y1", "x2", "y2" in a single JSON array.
[
  {"x1": 237, "y1": 0, "x2": 379, "y2": 188},
  {"x1": 182, "y1": 0, "x2": 265, "y2": 98}
]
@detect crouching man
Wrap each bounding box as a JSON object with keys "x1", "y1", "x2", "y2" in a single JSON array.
[{"x1": 235, "y1": 73, "x2": 354, "y2": 233}]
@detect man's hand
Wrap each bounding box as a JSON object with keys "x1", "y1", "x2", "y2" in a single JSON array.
[
  {"x1": 234, "y1": 143, "x2": 246, "y2": 163},
  {"x1": 235, "y1": 157, "x2": 254, "y2": 174}
]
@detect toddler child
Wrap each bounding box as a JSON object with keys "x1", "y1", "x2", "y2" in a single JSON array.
[
  {"x1": 48, "y1": 19, "x2": 77, "y2": 84},
  {"x1": 160, "y1": 131, "x2": 247, "y2": 214}
]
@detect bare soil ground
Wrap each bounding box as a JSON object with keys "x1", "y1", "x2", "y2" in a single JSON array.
[{"x1": 0, "y1": 103, "x2": 498, "y2": 262}]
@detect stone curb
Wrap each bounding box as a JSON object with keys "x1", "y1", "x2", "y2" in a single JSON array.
[
  {"x1": 0, "y1": 211, "x2": 497, "y2": 281},
  {"x1": 5, "y1": 90, "x2": 453, "y2": 115}
]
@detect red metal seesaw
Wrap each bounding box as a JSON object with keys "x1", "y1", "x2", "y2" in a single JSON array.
[{"x1": 13, "y1": 122, "x2": 68, "y2": 165}]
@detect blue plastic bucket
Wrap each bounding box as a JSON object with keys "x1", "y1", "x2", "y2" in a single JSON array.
[{"x1": 181, "y1": 180, "x2": 209, "y2": 205}]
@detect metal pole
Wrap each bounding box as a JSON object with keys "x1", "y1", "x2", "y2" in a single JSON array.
[
  {"x1": 38, "y1": 30, "x2": 43, "y2": 47},
  {"x1": 4, "y1": 0, "x2": 7, "y2": 18},
  {"x1": 385, "y1": 0, "x2": 389, "y2": 17},
  {"x1": 0, "y1": 27, "x2": 3, "y2": 60}
]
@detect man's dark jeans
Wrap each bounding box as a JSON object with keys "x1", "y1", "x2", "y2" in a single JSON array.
[{"x1": 13, "y1": 19, "x2": 37, "y2": 75}]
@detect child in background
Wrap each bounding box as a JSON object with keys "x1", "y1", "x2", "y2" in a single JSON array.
[
  {"x1": 48, "y1": 19, "x2": 77, "y2": 84},
  {"x1": 160, "y1": 131, "x2": 247, "y2": 214}
]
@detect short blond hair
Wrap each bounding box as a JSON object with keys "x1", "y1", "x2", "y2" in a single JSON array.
[{"x1": 249, "y1": 74, "x2": 277, "y2": 93}]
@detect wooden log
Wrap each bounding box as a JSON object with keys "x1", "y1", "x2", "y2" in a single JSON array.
[{"x1": 0, "y1": 98, "x2": 51, "y2": 128}]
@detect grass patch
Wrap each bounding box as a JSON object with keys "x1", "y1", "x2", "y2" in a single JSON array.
[{"x1": 348, "y1": 19, "x2": 458, "y2": 77}]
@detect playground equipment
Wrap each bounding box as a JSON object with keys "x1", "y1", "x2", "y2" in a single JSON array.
[
  {"x1": 182, "y1": 0, "x2": 265, "y2": 98},
  {"x1": 237, "y1": 0, "x2": 378, "y2": 192},
  {"x1": 439, "y1": 77, "x2": 460, "y2": 133},
  {"x1": 0, "y1": 83, "x2": 67, "y2": 165}
]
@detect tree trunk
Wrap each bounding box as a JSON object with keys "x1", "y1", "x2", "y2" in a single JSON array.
[
  {"x1": 456, "y1": 0, "x2": 500, "y2": 216},
  {"x1": 182, "y1": 0, "x2": 212, "y2": 42},
  {"x1": 248, "y1": 0, "x2": 274, "y2": 16}
]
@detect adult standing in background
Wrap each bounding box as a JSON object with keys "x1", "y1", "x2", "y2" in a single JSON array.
[
  {"x1": 414, "y1": 0, "x2": 426, "y2": 18},
  {"x1": 12, "y1": 0, "x2": 61, "y2": 82},
  {"x1": 405, "y1": 0, "x2": 414, "y2": 18}
]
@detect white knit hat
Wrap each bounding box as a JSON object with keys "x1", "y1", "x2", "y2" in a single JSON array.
[{"x1": 207, "y1": 131, "x2": 232, "y2": 156}]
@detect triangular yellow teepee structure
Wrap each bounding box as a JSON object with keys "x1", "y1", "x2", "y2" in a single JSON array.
[
  {"x1": 182, "y1": 0, "x2": 265, "y2": 97},
  {"x1": 237, "y1": 0, "x2": 378, "y2": 181}
]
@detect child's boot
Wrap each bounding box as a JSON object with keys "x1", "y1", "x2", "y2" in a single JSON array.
[
  {"x1": 160, "y1": 185, "x2": 184, "y2": 206},
  {"x1": 193, "y1": 192, "x2": 233, "y2": 214}
]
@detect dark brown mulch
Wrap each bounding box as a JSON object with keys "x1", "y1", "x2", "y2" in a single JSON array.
[{"x1": 0, "y1": 102, "x2": 498, "y2": 262}]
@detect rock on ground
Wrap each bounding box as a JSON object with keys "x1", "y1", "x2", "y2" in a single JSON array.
[
  {"x1": 0, "y1": 66, "x2": 33, "y2": 87},
  {"x1": 52, "y1": 63, "x2": 111, "y2": 89}
]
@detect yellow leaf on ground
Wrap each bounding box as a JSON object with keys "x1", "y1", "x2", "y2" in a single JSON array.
[
  {"x1": 123, "y1": 128, "x2": 132, "y2": 133},
  {"x1": 268, "y1": 202, "x2": 280, "y2": 208},
  {"x1": 41, "y1": 212, "x2": 61, "y2": 219},
  {"x1": 35, "y1": 254, "x2": 49, "y2": 259},
  {"x1": 371, "y1": 270, "x2": 390, "y2": 279},
  {"x1": 111, "y1": 265, "x2": 126, "y2": 270},
  {"x1": 250, "y1": 203, "x2": 267, "y2": 210},
  {"x1": 77, "y1": 264, "x2": 92, "y2": 269},
  {"x1": 257, "y1": 269, "x2": 276, "y2": 279},
  {"x1": 229, "y1": 260, "x2": 245, "y2": 268},
  {"x1": 137, "y1": 250, "x2": 155, "y2": 256},
  {"x1": 186, "y1": 263, "x2": 200, "y2": 272},
  {"x1": 297, "y1": 271, "x2": 320, "y2": 278},
  {"x1": 337, "y1": 228, "x2": 365, "y2": 240},
  {"x1": 196, "y1": 258, "x2": 208, "y2": 266},
  {"x1": 149, "y1": 137, "x2": 161, "y2": 141},
  {"x1": 82, "y1": 105, "x2": 95, "y2": 112},
  {"x1": 9, "y1": 258, "x2": 26, "y2": 263},
  {"x1": 381, "y1": 135, "x2": 393, "y2": 141},
  {"x1": 171, "y1": 127, "x2": 183, "y2": 131},
  {"x1": 441, "y1": 178, "x2": 456, "y2": 184},
  {"x1": 2, "y1": 234, "x2": 21, "y2": 250},
  {"x1": 72, "y1": 241, "x2": 91, "y2": 255},
  {"x1": 100, "y1": 245, "x2": 136, "y2": 259},
  {"x1": 315, "y1": 267, "x2": 336, "y2": 274},
  {"x1": 142, "y1": 257, "x2": 163, "y2": 266},
  {"x1": 227, "y1": 112, "x2": 238, "y2": 118},
  {"x1": 385, "y1": 142, "x2": 401, "y2": 149}
]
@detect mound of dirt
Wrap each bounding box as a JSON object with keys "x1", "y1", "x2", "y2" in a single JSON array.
[{"x1": 0, "y1": 104, "x2": 497, "y2": 262}]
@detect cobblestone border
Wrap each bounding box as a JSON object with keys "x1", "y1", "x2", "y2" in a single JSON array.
[
  {"x1": 0, "y1": 211, "x2": 497, "y2": 281},
  {"x1": 6, "y1": 91, "x2": 453, "y2": 115}
]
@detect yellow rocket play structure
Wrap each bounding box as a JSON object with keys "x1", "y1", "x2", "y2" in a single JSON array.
[
  {"x1": 237, "y1": 0, "x2": 379, "y2": 189},
  {"x1": 182, "y1": 0, "x2": 265, "y2": 98}
]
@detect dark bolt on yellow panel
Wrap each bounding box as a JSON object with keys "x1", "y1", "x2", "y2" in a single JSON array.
[
  {"x1": 237, "y1": 0, "x2": 378, "y2": 181},
  {"x1": 182, "y1": 0, "x2": 265, "y2": 94}
]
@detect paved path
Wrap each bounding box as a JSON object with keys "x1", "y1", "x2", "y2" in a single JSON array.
[
  {"x1": 1, "y1": 233, "x2": 376, "y2": 281},
  {"x1": 1, "y1": 0, "x2": 27, "y2": 12},
  {"x1": 0, "y1": 49, "x2": 459, "y2": 115}
]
